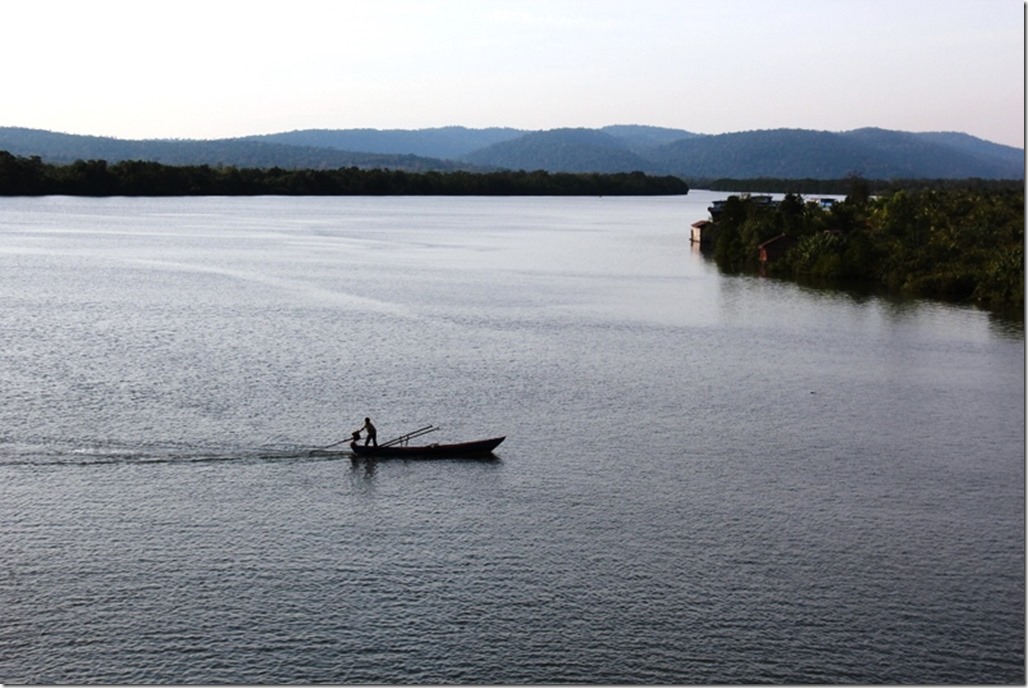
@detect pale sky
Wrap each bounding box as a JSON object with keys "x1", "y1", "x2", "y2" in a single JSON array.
[{"x1": 4, "y1": 0, "x2": 1024, "y2": 147}]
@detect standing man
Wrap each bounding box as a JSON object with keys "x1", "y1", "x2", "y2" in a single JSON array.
[{"x1": 359, "y1": 417, "x2": 378, "y2": 447}]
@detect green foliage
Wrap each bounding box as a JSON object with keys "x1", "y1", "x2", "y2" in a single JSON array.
[
  {"x1": 709, "y1": 187, "x2": 1024, "y2": 311},
  {"x1": 0, "y1": 151, "x2": 47, "y2": 194},
  {"x1": 699, "y1": 176, "x2": 1023, "y2": 196},
  {"x1": 0, "y1": 151, "x2": 689, "y2": 197},
  {"x1": 787, "y1": 231, "x2": 846, "y2": 278}
]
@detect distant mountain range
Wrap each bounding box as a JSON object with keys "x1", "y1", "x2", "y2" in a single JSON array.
[{"x1": 0, "y1": 124, "x2": 1022, "y2": 180}]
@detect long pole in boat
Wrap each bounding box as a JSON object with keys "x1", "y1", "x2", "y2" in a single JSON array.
[
  {"x1": 314, "y1": 437, "x2": 353, "y2": 450},
  {"x1": 380, "y1": 425, "x2": 439, "y2": 448},
  {"x1": 313, "y1": 425, "x2": 368, "y2": 452},
  {"x1": 380, "y1": 425, "x2": 438, "y2": 447}
]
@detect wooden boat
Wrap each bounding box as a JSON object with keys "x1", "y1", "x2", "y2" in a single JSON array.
[{"x1": 349, "y1": 436, "x2": 505, "y2": 459}]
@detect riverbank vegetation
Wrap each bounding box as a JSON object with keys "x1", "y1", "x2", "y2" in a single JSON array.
[
  {"x1": 3, "y1": 150, "x2": 1020, "y2": 312},
  {"x1": 695, "y1": 176, "x2": 1022, "y2": 196},
  {"x1": 0, "y1": 151, "x2": 688, "y2": 196},
  {"x1": 710, "y1": 185, "x2": 1024, "y2": 312}
]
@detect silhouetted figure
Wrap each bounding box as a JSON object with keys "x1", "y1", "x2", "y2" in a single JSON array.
[{"x1": 359, "y1": 417, "x2": 377, "y2": 447}]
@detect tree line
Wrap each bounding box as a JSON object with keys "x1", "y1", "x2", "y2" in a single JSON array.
[
  {"x1": 710, "y1": 185, "x2": 1024, "y2": 312},
  {"x1": 693, "y1": 176, "x2": 1023, "y2": 196},
  {"x1": 0, "y1": 152, "x2": 689, "y2": 196}
]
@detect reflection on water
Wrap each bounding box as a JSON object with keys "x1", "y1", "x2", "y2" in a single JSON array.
[
  {"x1": 0, "y1": 195, "x2": 1022, "y2": 684},
  {"x1": 350, "y1": 455, "x2": 378, "y2": 480},
  {"x1": 691, "y1": 229, "x2": 1023, "y2": 336}
]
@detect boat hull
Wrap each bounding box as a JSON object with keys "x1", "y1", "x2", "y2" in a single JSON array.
[{"x1": 350, "y1": 436, "x2": 505, "y2": 459}]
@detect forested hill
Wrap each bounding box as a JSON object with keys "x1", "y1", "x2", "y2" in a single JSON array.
[
  {"x1": 461, "y1": 129, "x2": 661, "y2": 174},
  {"x1": 644, "y1": 128, "x2": 1024, "y2": 179},
  {"x1": 0, "y1": 125, "x2": 1021, "y2": 180},
  {"x1": 0, "y1": 127, "x2": 466, "y2": 172},
  {"x1": 242, "y1": 126, "x2": 523, "y2": 159},
  {"x1": 464, "y1": 127, "x2": 1022, "y2": 179}
]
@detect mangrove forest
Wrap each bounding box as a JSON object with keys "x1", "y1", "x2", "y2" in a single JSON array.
[
  {"x1": 0, "y1": 152, "x2": 689, "y2": 196},
  {"x1": 710, "y1": 186, "x2": 1024, "y2": 312}
]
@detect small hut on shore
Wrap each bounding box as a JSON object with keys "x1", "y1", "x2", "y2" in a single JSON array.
[{"x1": 690, "y1": 220, "x2": 717, "y2": 245}]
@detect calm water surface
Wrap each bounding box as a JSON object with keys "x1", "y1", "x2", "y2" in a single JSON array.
[{"x1": 0, "y1": 194, "x2": 1023, "y2": 684}]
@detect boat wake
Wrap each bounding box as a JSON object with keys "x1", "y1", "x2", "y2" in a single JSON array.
[{"x1": 0, "y1": 440, "x2": 344, "y2": 468}]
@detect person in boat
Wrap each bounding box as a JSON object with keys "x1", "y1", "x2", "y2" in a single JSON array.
[{"x1": 357, "y1": 417, "x2": 377, "y2": 447}]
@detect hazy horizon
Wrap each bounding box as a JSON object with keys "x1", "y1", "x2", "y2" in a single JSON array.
[
  {"x1": 7, "y1": 122, "x2": 1023, "y2": 151},
  {"x1": 4, "y1": 0, "x2": 1023, "y2": 148}
]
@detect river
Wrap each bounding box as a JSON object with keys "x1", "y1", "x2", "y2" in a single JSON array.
[{"x1": 0, "y1": 193, "x2": 1023, "y2": 684}]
